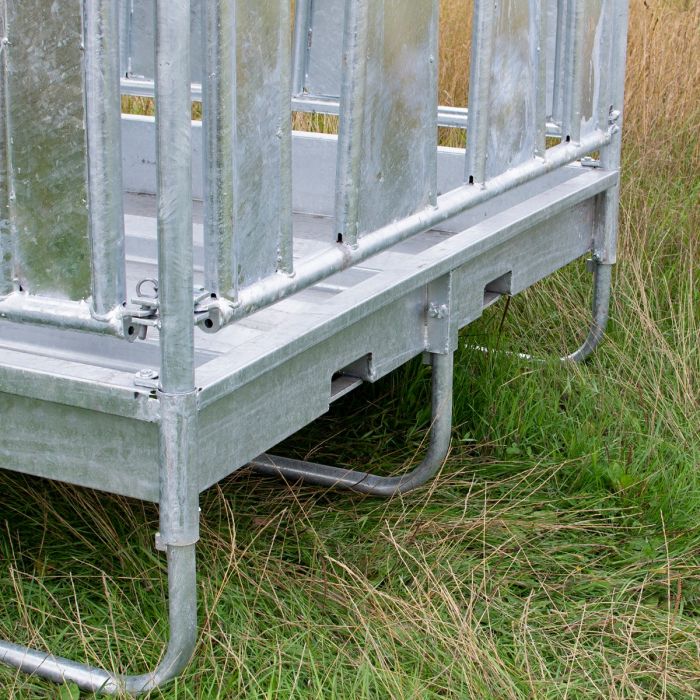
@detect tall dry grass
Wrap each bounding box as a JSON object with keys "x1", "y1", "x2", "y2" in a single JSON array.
[{"x1": 2, "y1": 2, "x2": 698, "y2": 698}]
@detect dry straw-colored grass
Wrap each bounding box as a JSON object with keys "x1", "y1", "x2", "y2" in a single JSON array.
[{"x1": 3, "y1": 2, "x2": 699, "y2": 698}]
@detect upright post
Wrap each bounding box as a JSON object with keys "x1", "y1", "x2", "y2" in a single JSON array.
[
  {"x1": 84, "y1": 0, "x2": 126, "y2": 317},
  {"x1": 153, "y1": 0, "x2": 199, "y2": 685}
]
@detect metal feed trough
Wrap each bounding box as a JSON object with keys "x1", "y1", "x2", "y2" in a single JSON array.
[{"x1": 0, "y1": 0, "x2": 629, "y2": 694}]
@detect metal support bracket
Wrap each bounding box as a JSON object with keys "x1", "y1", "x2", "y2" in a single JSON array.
[{"x1": 425, "y1": 273, "x2": 458, "y2": 355}]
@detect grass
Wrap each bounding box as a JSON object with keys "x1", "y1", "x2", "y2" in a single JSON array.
[{"x1": 2, "y1": 0, "x2": 699, "y2": 697}]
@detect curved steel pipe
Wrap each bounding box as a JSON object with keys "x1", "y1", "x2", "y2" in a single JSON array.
[
  {"x1": 0, "y1": 543, "x2": 197, "y2": 695},
  {"x1": 251, "y1": 352, "x2": 453, "y2": 496},
  {"x1": 562, "y1": 261, "x2": 612, "y2": 363}
]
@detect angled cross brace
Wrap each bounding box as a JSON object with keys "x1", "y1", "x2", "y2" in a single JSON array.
[{"x1": 250, "y1": 351, "x2": 454, "y2": 496}]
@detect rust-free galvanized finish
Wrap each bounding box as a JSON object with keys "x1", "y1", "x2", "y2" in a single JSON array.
[
  {"x1": 2, "y1": 0, "x2": 91, "y2": 300},
  {"x1": 0, "y1": 0, "x2": 631, "y2": 694},
  {"x1": 336, "y1": 0, "x2": 438, "y2": 242},
  {"x1": 203, "y1": 0, "x2": 293, "y2": 297},
  {"x1": 84, "y1": 0, "x2": 127, "y2": 317}
]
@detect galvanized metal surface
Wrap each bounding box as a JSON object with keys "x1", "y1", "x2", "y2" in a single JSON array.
[
  {"x1": 338, "y1": 0, "x2": 438, "y2": 241},
  {"x1": 2, "y1": 0, "x2": 91, "y2": 300},
  {"x1": 84, "y1": 0, "x2": 127, "y2": 317},
  {"x1": 251, "y1": 351, "x2": 454, "y2": 496},
  {"x1": 0, "y1": 0, "x2": 631, "y2": 694},
  {"x1": 202, "y1": 0, "x2": 293, "y2": 297}
]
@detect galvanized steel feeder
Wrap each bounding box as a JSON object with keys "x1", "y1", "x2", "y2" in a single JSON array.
[{"x1": 0, "y1": 0, "x2": 629, "y2": 693}]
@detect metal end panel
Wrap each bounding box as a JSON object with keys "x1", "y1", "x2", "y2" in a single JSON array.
[
  {"x1": 467, "y1": 0, "x2": 547, "y2": 183},
  {"x1": 3, "y1": 0, "x2": 91, "y2": 300},
  {"x1": 202, "y1": 0, "x2": 293, "y2": 297},
  {"x1": 336, "y1": 0, "x2": 439, "y2": 243}
]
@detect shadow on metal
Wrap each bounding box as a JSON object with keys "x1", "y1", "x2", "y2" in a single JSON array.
[{"x1": 250, "y1": 352, "x2": 454, "y2": 496}]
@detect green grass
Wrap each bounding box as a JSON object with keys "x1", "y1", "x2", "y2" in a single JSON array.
[{"x1": 1, "y1": 0, "x2": 699, "y2": 696}]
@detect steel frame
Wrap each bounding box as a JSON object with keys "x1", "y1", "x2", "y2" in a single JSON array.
[{"x1": 0, "y1": 0, "x2": 630, "y2": 694}]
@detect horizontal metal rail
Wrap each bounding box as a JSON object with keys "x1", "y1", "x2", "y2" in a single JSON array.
[
  {"x1": 205, "y1": 128, "x2": 613, "y2": 329},
  {"x1": 0, "y1": 294, "x2": 128, "y2": 337},
  {"x1": 120, "y1": 79, "x2": 563, "y2": 136}
]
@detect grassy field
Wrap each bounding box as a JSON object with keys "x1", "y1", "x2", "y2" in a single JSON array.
[{"x1": 1, "y1": 0, "x2": 699, "y2": 697}]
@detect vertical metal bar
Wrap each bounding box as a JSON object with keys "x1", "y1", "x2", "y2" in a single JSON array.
[
  {"x1": 276, "y1": 0, "x2": 294, "y2": 275},
  {"x1": 334, "y1": 0, "x2": 370, "y2": 246},
  {"x1": 155, "y1": 0, "x2": 194, "y2": 393},
  {"x1": 426, "y1": 0, "x2": 439, "y2": 207},
  {"x1": 534, "y1": 0, "x2": 548, "y2": 158},
  {"x1": 564, "y1": 0, "x2": 585, "y2": 143},
  {"x1": 465, "y1": 0, "x2": 496, "y2": 185},
  {"x1": 551, "y1": 0, "x2": 569, "y2": 129},
  {"x1": 593, "y1": 0, "x2": 614, "y2": 136},
  {"x1": 595, "y1": 0, "x2": 629, "y2": 265},
  {"x1": 292, "y1": 0, "x2": 313, "y2": 95},
  {"x1": 0, "y1": 3, "x2": 13, "y2": 297},
  {"x1": 202, "y1": 0, "x2": 235, "y2": 297},
  {"x1": 154, "y1": 4, "x2": 199, "y2": 692},
  {"x1": 119, "y1": 0, "x2": 131, "y2": 78},
  {"x1": 84, "y1": 0, "x2": 126, "y2": 317}
]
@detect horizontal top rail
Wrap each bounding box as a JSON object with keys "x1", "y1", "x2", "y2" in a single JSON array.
[{"x1": 199, "y1": 127, "x2": 614, "y2": 331}]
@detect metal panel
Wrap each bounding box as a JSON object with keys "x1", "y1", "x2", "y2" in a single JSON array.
[
  {"x1": 297, "y1": 0, "x2": 344, "y2": 99},
  {"x1": 3, "y1": 0, "x2": 91, "y2": 300},
  {"x1": 578, "y1": 0, "x2": 611, "y2": 139},
  {"x1": 202, "y1": 0, "x2": 293, "y2": 297},
  {"x1": 545, "y1": 0, "x2": 559, "y2": 121},
  {"x1": 336, "y1": 0, "x2": 438, "y2": 243},
  {"x1": 467, "y1": 0, "x2": 546, "y2": 183},
  {"x1": 124, "y1": 0, "x2": 203, "y2": 85},
  {"x1": 561, "y1": 0, "x2": 611, "y2": 142}
]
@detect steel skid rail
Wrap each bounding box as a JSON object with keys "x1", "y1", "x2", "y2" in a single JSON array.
[{"x1": 0, "y1": 0, "x2": 629, "y2": 694}]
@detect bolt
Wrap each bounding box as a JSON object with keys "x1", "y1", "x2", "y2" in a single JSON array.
[
  {"x1": 428, "y1": 302, "x2": 449, "y2": 320},
  {"x1": 136, "y1": 369, "x2": 159, "y2": 381}
]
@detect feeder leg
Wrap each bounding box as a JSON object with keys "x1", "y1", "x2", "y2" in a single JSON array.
[
  {"x1": 562, "y1": 260, "x2": 613, "y2": 363},
  {"x1": 250, "y1": 351, "x2": 453, "y2": 497},
  {"x1": 0, "y1": 545, "x2": 196, "y2": 695},
  {"x1": 0, "y1": 391, "x2": 200, "y2": 695}
]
